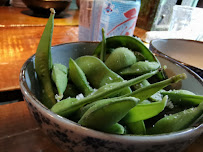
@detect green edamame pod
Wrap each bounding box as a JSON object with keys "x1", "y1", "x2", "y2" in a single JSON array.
[
  {"x1": 131, "y1": 79, "x2": 163, "y2": 102},
  {"x1": 93, "y1": 36, "x2": 158, "y2": 63},
  {"x1": 105, "y1": 47, "x2": 136, "y2": 72},
  {"x1": 69, "y1": 58, "x2": 94, "y2": 96},
  {"x1": 75, "y1": 55, "x2": 132, "y2": 95},
  {"x1": 51, "y1": 70, "x2": 158, "y2": 117},
  {"x1": 127, "y1": 120, "x2": 146, "y2": 135},
  {"x1": 119, "y1": 61, "x2": 160, "y2": 76},
  {"x1": 35, "y1": 8, "x2": 56, "y2": 108},
  {"x1": 51, "y1": 98, "x2": 78, "y2": 116},
  {"x1": 51, "y1": 63, "x2": 68, "y2": 101},
  {"x1": 148, "y1": 102, "x2": 203, "y2": 134},
  {"x1": 161, "y1": 90, "x2": 203, "y2": 106},
  {"x1": 100, "y1": 28, "x2": 106, "y2": 62},
  {"x1": 102, "y1": 123, "x2": 125, "y2": 135},
  {"x1": 93, "y1": 35, "x2": 165, "y2": 80},
  {"x1": 124, "y1": 73, "x2": 187, "y2": 102},
  {"x1": 78, "y1": 97, "x2": 139, "y2": 131},
  {"x1": 124, "y1": 96, "x2": 168, "y2": 123}
]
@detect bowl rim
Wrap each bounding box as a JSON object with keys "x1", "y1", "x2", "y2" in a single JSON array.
[
  {"x1": 19, "y1": 42, "x2": 203, "y2": 143},
  {"x1": 149, "y1": 39, "x2": 203, "y2": 71}
]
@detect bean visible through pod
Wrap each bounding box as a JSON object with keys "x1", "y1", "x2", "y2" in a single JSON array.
[
  {"x1": 35, "y1": 8, "x2": 56, "y2": 108},
  {"x1": 148, "y1": 102, "x2": 203, "y2": 134},
  {"x1": 105, "y1": 47, "x2": 136, "y2": 72},
  {"x1": 51, "y1": 70, "x2": 159, "y2": 117},
  {"x1": 78, "y1": 97, "x2": 139, "y2": 131},
  {"x1": 119, "y1": 61, "x2": 160, "y2": 76}
]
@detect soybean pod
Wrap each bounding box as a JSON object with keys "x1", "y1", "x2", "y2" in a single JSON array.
[
  {"x1": 119, "y1": 61, "x2": 160, "y2": 76},
  {"x1": 51, "y1": 63, "x2": 68, "y2": 101},
  {"x1": 161, "y1": 90, "x2": 203, "y2": 106},
  {"x1": 78, "y1": 97, "x2": 139, "y2": 131},
  {"x1": 35, "y1": 8, "x2": 56, "y2": 108},
  {"x1": 124, "y1": 73, "x2": 187, "y2": 102},
  {"x1": 51, "y1": 69, "x2": 159, "y2": 117},
  {"x1": 148, "y1": 102, "x2": 203, "y2": 134},
  {"x1": 123, "y1": 96, "x2": 168, "y2": 123},
  {"x1": 69, "y1": 58, "x2": 94, "y2": 96},
  {"x1": 105, "y1": 47, "x2": 136, "y2": 72},
  {"x1": 75, "y1": 56, "x2": 132, "y2": 95}
]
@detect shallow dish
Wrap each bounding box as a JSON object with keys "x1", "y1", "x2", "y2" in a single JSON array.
[
  {"x1": 20, "y1": 42, "x2": 203, "y2": 152},
  {"x1": 149, "y1": 39, "x2": 203, "y2": 78}
]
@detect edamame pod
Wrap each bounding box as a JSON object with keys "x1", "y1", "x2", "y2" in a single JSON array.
[
  {"x1": 93, "y1": 35, "x2": 165, "y2": 80},
  {"x1": 148, "y1": 102, "x2": 203, "y2": 134},
  {"x1": 119, "y1": 61, "x2": 160, "y2": 76},
  {"x1": 161, "y1": 89, "x2": 203, "y2": 106},
  {"x1": 35, "y1": 8, "x2": 56, "y2": 108},
  {"x1": 51, "y1": 63, "x2": 68, "y2": 101},
  {"x1": 75, "y1": 56, "x2": 132, "y2": 95},
  {"x1": 93, "y1": 36, "x2": 158, "y2": 63},
  {"x1": 105, "y1": 47, "x2": 136, "y2": 72},
  {"x1": 100, "y1": 28, "x2": 106, "y2": 62},
  {"x1": 131, "y1": 79, "x2": 163, "y2": 102},
  {"x1": 124, "y1": 73, "x2": 187, "y2": 102},
  {"x1": 78, "y1": 97, "x2": 139, "y2": 131},
  {"x1": 124, "y1": 96, "x2": 168, "y2": 123},
  {"x1": 69, "y1": 58, "x2": 94, "y2": 96},
  {"x1": 51, "y1": 98, "x2": 78, "y2": 116},
  {"x1": 126, "y1": 120, "x2": 146, "y2": 135},
  {"x1": 101, "y1": 123, "x2": 125, "y2": 135},
  {"x1": 51, "y1": 70, "x2": 158, "y2": 117}
]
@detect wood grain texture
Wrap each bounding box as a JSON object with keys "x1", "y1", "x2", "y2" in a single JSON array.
[
  {"x1": 0, "y1": 6, "x2": 79, "y2": 27},
  {"x1": 0, "y1": 101, "x2": 65, "y2": 152},
  {"x1": 0, "y1": 26, "x2": 78, "y2": 91}
]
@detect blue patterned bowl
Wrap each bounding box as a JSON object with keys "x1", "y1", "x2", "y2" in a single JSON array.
[{"x1": 20, "y1": 42, "x2": 203, "y2": 152}]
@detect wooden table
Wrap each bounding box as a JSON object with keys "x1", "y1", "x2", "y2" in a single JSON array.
[
  {"x1": 0, "y1": 7, "x2": 79, "y2": 92},
  {"x1": 0, "y1": 6, "x2": 202, "y2": 152}
]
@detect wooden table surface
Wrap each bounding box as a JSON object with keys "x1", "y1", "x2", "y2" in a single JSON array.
[
  {"x1": 0, "y1": 7, "x2": 79, "y2": 92},
  {"x1": 0, "y1": 6, "x2": 202, "y2": 152}
]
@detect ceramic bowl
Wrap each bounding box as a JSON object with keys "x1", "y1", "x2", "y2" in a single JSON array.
[
  {"x1": 149, "y1": 39, "x2": 203, "y2": 78},
  {"x1": 22, "y1": 0, "x2": 72, "y2": 15},
  {"x1": 20, "y1": 42, "x2": 203, "y2": 152}
]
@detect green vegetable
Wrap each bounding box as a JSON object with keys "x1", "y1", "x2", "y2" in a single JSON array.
[
  {"x1": 161, "y1": 90, "x2": 203, "y2": 106},
  {"x1": 102, "y1": 123, "x2": 125, "y2": 134},
  {"x1": 76, "y1": 55, "x2": 132, "y2": 95},
  {"x1": 78, "y1": 97, "x2": 139, "y2": 131},
  {"x1": 51, "y1": 63, "x2": 68, "y2": 101},
  {"x1": 69, "y1": 58, "x2": 94, "y2": 96},
  {"x1": 51, "y1": 70, "x2": 158, "y2": 117},
  {"x1": 105, "y1": 47, "x2": 136, "y2": 72},
  {"x1": 119, "y1": 61, "x2": 160, "y2": 76},
  {"x1": 35, "y1": 8, "x2": 56, "y2": 108},
  {"x1": 127, "y1": 120, "x2": 146, "y2": 135},
  {"x1": 124, "y1": 73, "x2": 187, "y2": 102},
  {"x1": 148, "y1": 102, "x2": 203, "y2": 134},
  {"x1": 100, "y1": 28, "x2": 106, "y2": 62},
  {"x1": 124, "y1": 96, "x2": 168, "y2": 123}
]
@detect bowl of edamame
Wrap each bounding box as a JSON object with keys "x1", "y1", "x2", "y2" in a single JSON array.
[{"x1": 19, "y1": 10, "x2": 203, "y2": 152}]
